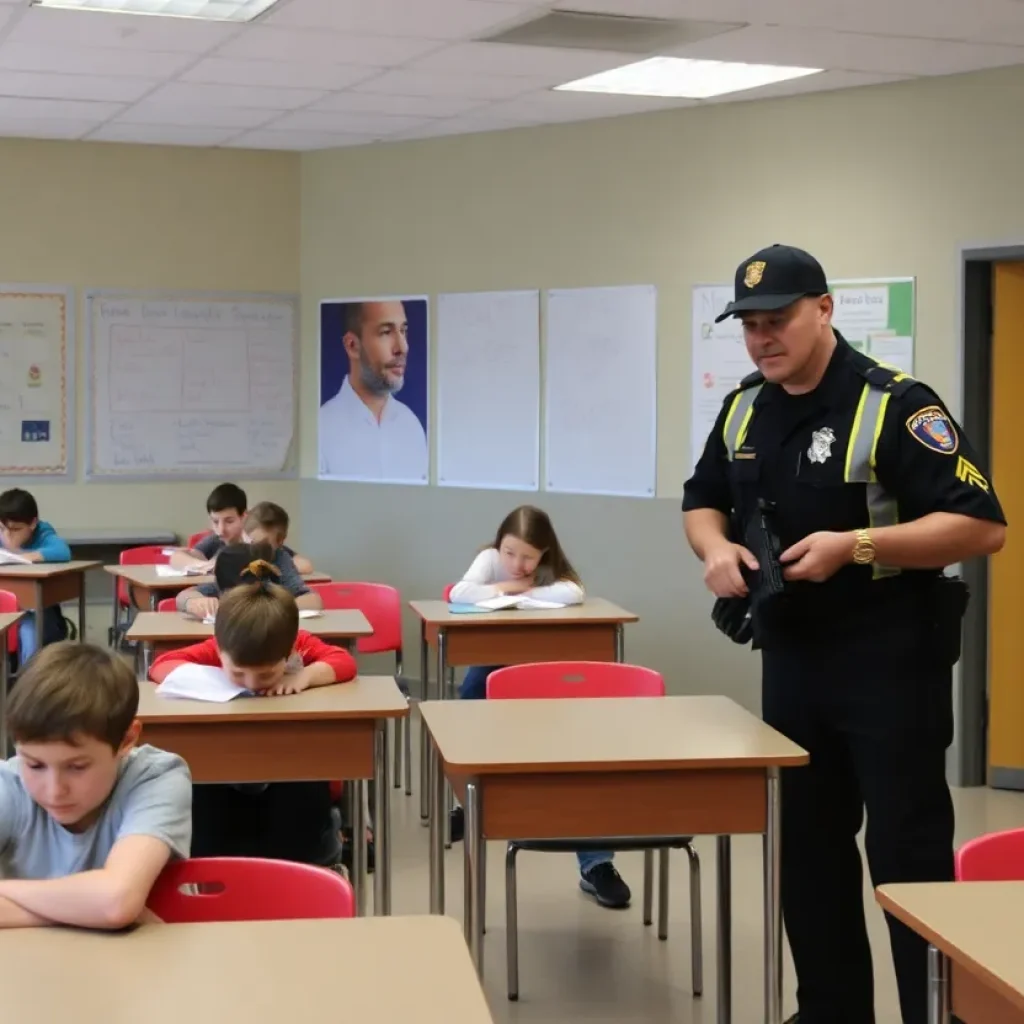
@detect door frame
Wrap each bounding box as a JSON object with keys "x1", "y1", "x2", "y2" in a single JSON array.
[{"x1": 955, "y1": 242, "x2": 1024, "y2": 786}]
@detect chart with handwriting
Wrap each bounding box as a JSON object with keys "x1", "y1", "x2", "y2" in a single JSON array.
[{"x1": 86, "y1": 292, "x2": 297, "y2": 480}]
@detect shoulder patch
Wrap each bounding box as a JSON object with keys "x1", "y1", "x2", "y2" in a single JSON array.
[{"x1": 906, "y1": 405, "x2": 959, "y2": 455}]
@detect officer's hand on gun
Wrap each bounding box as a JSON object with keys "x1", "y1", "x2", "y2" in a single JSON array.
[
  {"x1": 701, "y1": 539, "x2": 760, "y2": 598},
  {"x1": 779, "y1": 530, "x2": 852, "y2": 583}
]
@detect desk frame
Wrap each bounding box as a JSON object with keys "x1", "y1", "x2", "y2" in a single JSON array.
[{"x1": 0, "y1": 563, "x2": 97, "y2": 653}]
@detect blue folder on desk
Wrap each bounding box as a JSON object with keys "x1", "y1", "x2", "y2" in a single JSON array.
[{"x1": 446, "y1": 602, "x2": 493, "y2": 615}]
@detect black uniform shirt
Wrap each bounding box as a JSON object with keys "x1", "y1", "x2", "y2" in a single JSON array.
[{"x1": 683, "y1": 334, "x2": 1005, "y2": 621}]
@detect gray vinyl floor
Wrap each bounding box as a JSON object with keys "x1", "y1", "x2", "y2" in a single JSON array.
[{"x1": 383, "y1": 723, "x2": 1024, "y2": 1023}]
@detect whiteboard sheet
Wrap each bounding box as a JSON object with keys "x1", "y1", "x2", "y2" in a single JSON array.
[
  {"x1": 690, "y1": 285, "x2": 755, "y2": 472},
  {"x1": 437, "y1": 290, "x2": 540, "y2": 491},
  {"x1": 544, "y1": 285, "x2": 657, "y2": 498},
  {"x1": 86, "y1": 292, "x2": 297, "y2": 480},
  {"x1": 0, "y1": 286, "x2": 73, "y2": 478}
]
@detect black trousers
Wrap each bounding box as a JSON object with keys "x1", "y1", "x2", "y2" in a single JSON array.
[{"x1": 761, "y1": 617, "x2": 954, "y2": 1024}]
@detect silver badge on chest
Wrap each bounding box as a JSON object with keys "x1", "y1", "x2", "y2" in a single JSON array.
[{"x1": 807, "y1": 427, "x2": 836, "y2": 464}]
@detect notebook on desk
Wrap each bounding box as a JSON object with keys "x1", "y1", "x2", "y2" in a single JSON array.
[
  {"x1": 155, "y1": 664, "x2": 248, "y2": 702},
  {"x1": 448, "y1": 596, "x2": 567, "y2": 614},
  {"x1": 0, "y1": 550, "x2": 31, "y2": 566},
  {"x1": 155, "y1": 564, "x2": 208, "y2": 578}
]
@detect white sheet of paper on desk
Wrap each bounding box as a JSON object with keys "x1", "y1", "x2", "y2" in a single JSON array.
[
  {"x1": 0, "y1": 549, "x2": 31, "y2": 566},
  {"x1": 298, "y1": 609, "x2": 322, "y2": 619},
  {"x1": 154, "y1": 564, "x2": 188, "y2": 578},
  {"x1": 156, "y1": 664, "x2": 247, "y2": 702},
  {"x1": 475, "y1": 595, "x2": 566, "y2": 611}
]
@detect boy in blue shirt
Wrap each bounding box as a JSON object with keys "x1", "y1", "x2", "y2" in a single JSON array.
[
  {"x1": 0, "y1": 489, "x2": 71, "y2": 663},
  {"x1": 0, "y1": 641, "x2": 191, "y2": 928}
]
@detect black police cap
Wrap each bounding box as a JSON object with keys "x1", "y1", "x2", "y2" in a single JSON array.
[{"x1": 715, "y1": 244, "x2": 829, "y2": 323}]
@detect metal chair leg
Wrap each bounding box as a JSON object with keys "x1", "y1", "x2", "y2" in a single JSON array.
[
  {"x1": 506, "y1": 843, "x2": 520, "y2": 1001},
  {"x1": 404, "y1": 703, "x2": 413, "y2": 795},
  {"x1": 642, "y1": 848, "x2": 654, "y2": 926},
  {"x1": 658, "y1": 848, "x2": 670, "y2": 940},
  {"x1": 392, "y1": 718, "x2": 402, "y2": 789},
  {"x1": 686, "y1": 842, "x2": 704, "y2": 996}
]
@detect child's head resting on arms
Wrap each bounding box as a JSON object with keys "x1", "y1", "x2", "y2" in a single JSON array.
[
  {"x1": 8, "y1": 641, "x2": 140, "y2": 832},
  {"x1": 492, "y1": 505, "x2": 581, "y2": 588},
  {"x1": 0, "y1": 487, "x2": 39, "y2": 551},
  {"x1": 214, "y1": 556, "x2": 300, "y2": 693}
]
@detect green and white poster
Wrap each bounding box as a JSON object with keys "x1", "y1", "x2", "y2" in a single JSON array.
[{"x1": 829, "y1": 277, "x2": 915, "y2": 376}]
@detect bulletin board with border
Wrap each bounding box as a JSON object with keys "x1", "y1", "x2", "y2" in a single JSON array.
[{"x1": 0, "y1": 284, "x2": 74, "y2": 479}]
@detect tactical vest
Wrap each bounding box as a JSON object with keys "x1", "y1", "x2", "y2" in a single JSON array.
[{"x1": 720, "y1": 357, "x2": 919, "y2": 580}]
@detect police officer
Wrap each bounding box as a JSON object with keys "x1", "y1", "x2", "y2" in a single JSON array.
[{"x1": 682, "y1": 244, "x2": 1006, "y2": 1024}]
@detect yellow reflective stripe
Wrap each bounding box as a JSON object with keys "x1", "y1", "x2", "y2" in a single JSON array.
[
  {"x1": 867, "y1": 391, "x2": 891, "y2": 483},
  {"x1": 721, "y1": 391, "x2": 745, "y2": 450},
  {"x1": 722, "y1": 386, "x2": 761, "y2": 460},
  {"x1": 736, "y1": 403, "x2": 756, "y2": 449},
  {"x1": 845, "y1": 384, "x2": 870, "y2": 482}
]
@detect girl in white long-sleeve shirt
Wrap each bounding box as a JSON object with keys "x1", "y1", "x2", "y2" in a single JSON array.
[{"x1": 448, "y1": 505, "x2": 632, "y2": 909}]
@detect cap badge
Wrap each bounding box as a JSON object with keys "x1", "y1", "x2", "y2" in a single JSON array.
[{"x1": 744, "y1": 261, "x2": 766, "y2": 289}]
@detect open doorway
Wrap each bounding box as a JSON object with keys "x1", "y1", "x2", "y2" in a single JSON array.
[{"x1": 959, "y1": 246, "x2": 1024, "y2": 788}]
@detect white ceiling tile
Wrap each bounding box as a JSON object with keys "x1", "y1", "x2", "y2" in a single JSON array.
[
  {"x1": 674, "y1": 25, "x2": 1024, "y2": 77},
  {"x1": 264, "y1": 0, "x2": 537, "y2": 39},
  {"x1": 87, "y1": 123, "x2": 240, "y2": 145},
  {"x1": 353, "y1": 68, "x2": 541, "y2": 99},
  {"x1": 0, "y1": 70, "x2": 156, "y2": 103},
  {"x1": 700, "y1": 69, "x2": 912, "y2": 103},
  {"x1": 407, "y1": 41, "x2": 634, "y2": 81},
  {"x1": 141, "y1": 81, "x2": 325, "y2": 110},
  {"x1": 224, "y1": 128, "x2": 372, "y2": 150},
  {"x1": 0, "y1": 43, "x2": 196, "y2": 78},
  {"x1": 0, "y1": 96, "x2": 124, "y2": 119},
  {"x1": 390, "y1": 114, "x2": 525, "y2": 140},
  {"x1": 264, "y1": 108, "x2": 428, "y2": 135},
  {"x1": 211, "y1": 26, "x2": 444, "y2": 66},
  {"x1": 182, "y1": 57, "x2": 376, "y2": 91},
  {"x1": 0, "y1": 117, "x2": 98, "y2": 140},
  {"x1": 309, "y1": 91, "x2": 485, "y2": 117},
  {"x1": 486, "y1": 87, "x2": 695, "y2": 122},
  {"x1": 3, "y1": 6, "x2": 241, "y2": 53},
  {"x1": 114, "y1": 102, "x2": 275, "y2": 128}
]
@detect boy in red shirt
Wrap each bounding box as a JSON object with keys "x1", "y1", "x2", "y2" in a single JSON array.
[{"x1": 149, "y1": 555, "x2": 356, "y2": 869}]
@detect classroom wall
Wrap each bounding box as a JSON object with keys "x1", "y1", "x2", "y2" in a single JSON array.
[
  {"x1": 299, "y1": 64, "x2": 1024, "y2": 706},
  {"x1": 0, "y1": 138, "x2": 301, "y2": 545}
]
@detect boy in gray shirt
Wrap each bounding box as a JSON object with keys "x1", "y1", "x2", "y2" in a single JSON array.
[{"x1": 0, "y1": 642, "x2": 191, "y2": 929}]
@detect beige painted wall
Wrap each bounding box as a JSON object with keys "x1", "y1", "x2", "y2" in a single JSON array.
[
  {"x1": 298, "y1": 64, "x2": 1023, "y2": 706},
  {"x1": 0, "y1": 138, "x2": 301, "y2": 541}
]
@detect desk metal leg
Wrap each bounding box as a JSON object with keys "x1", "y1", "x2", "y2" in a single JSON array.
[
  {"x1": 764, "y1": 768, "x2": 782, "y2": 1024},
  {"x1": 614, "y1": 623, "x2": 625, "y2": 662},
  {"x1": 110, "y1": 574, "x2": 119, "y2": 648},
  {"x1": 437, "y1": 630, "x2": 453, "y2": 848},
  {"x1": 927, "y1": 945, "x2": 950, "y2": 1024},
  {"x1": 419, "y1": 623, "x2": 430, "y2": 822},
  {"x1": 34, "y1": 582, "x2": 44, "y2": 656},
  {"x1": 351, "y1": 779, "x2": 367, "y2": 916},
  {"x1": 78, "y1": 580, "x2": 86, "y2": 644},
  {"x1": 464, "y1": 778, "x2": 484, "y2": 978},
  {"x1": 717, "y1": 835, "x2": 732, "y2": 1024},
  {"x1": 373, "y1": 719, "x2": 392, "y2": 916},
  {"x1": 428, "y1": 737, "x2": 445, "y2": 914}
]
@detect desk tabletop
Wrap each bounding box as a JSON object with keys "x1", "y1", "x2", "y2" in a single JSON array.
[
  {"x1": 106, "y1": 564, "x2": 332, "y2": 588},
  {"x1": 127, "y1": 609, "x2": 373, "y2": 642},
  {"x1": 0, "y1": 611, "x2": 23, "y2": 631},
  {"x1": 138, "y1": 674, "x2": 409, "y2": 723},
  {"x1": 409, "y1": 596, "x2": 638, "y2": 626},
  {"x1": 421, "y1": 694, "x2": 808, "y2": 773},
  {"x1": 877, "y1": 881, "x2": 1024, "y2": 1013},
  {"x1": 0, "y1": 559, "x2": 101, "y2": 577},
  {"x1": 0, "y1": 916, "x2": 493, "y2": 1024}
]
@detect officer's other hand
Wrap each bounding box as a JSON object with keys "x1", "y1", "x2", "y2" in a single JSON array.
[
  {"x1": 703, "y1": 541, "x2": 758, "y2": 598},
  {"x1": 780, "y1": 531, "x2": 852, "y2": 582}
]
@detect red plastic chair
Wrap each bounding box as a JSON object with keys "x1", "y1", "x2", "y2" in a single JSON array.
[
  {"x1": 956, "y1": 827, "x2": 1024, "y2": 881},
  {"x1": 147, "y1": 857, "x2": 354, "y2": 922},
  {"x1": 0, "y1": 590, "x2": 19, "y2": 656},
  {"x1": 157, "y1": 598, "x2": 177, "y2": 612},
  {"x1": 113, "y1": 546, "x2": 172, "y2": 646},
  {"x1": 443, "y1": 582, "x2": 455, "y2": 602},
  {"x1": 486, "y1": 662, "x2": 702, "y2": 1002},
  {"x1": 310, "y1": 582, "x2": 411, "y2": 796},
  {"x1": 188, "y1": 530, "x2": 213, "y2": 550}
]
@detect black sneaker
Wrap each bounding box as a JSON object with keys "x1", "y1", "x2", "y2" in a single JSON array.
[
  {"x1": 449, "y1": 806, "x2": 465, "y2": 843},
  {"x1": 579, "y1": 862, "x2": 631, "y2": 908}
]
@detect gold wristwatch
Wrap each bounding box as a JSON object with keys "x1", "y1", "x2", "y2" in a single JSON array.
[{"x1": 852, "y1": 528, "x2": 876, "y2": 565}]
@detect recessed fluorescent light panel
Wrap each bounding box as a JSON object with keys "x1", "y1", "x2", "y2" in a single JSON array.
[
  {"x1": 556, "y1": 56, "x2": 822, "y2": 100},
  {"x1": 30, "y1": 0, "x2": 280, "y2": 21}
]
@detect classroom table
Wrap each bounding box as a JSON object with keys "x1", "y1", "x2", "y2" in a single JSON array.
[
  {"x1": 0, "y1": 916, "x2": 495, "y2": 1024},
  {"x1": 421, "y1": 694, "x2": 808, "y2": 1024},
  {"x1": 409, "y1": 598, "x2": 639, "y2": 823},
  {"x1": 0, "y1": 561, "x2": 101, "y2": 652},
  {"x1": 136, "y1": 674, "x2": 407, "y2": 917},
  {"x1": 0, "y1": 611, "x2": 24, "y2": 751},
  {"x1": 877, "y1": 881, "x2": 1024, "y2": 1023}
]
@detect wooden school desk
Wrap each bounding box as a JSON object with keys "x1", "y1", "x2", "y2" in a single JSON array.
[
  {"x1": 0, "y1": 561, "x2": 100, "y2": 652},
  {"x1": 421, "y1": 694, "x2": 808, "y2": 1024},
  {"x1": 877, "y1": 881, "x2": 1024, "y2": 1023},
  {"x1": 0, "y1": 611, "x2": 24, "y2": 750},
  {"x1": 137, "y1": 675, "x2": 407, "y2": 917},
  {"x1": 0, "y1": 916, "x2": 495, "y2": 1024},
  {"x1": 409, "y1": 598, "x2": 639, "y2": 821}
]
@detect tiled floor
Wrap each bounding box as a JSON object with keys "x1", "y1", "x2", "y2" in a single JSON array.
[{"x1": 382, "y1": 739, "x2": 1024, "y2": 1023}]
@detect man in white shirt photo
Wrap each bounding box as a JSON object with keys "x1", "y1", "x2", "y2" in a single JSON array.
[{"x1": 318, "y1": 299, "x2": 429, "y2": 483}]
